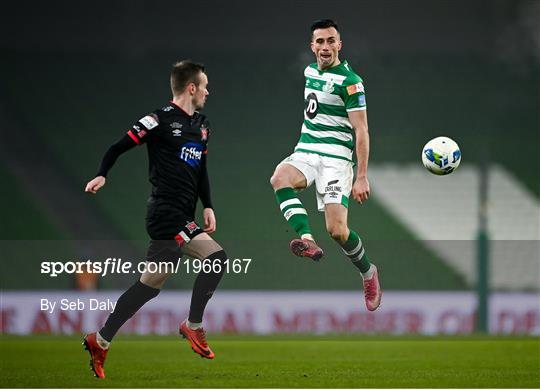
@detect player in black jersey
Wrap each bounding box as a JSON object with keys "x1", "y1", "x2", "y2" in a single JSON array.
[{"x1": 82, "y1": 60, "x2": 225, "y2": 378}]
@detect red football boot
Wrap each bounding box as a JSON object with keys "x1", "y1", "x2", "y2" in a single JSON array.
[
  {"x1": 290, "y1": 238, "x2": 324, "y2": 261},
  {"x1": 363, "y1": 265, "x2": 382, "y2": 311},
  {"x1": 83, "y1": 333, "x2": 108, "y2": 378},
  {"x1": 179, "y1": 320, "x2": 215, "y2": 359}
]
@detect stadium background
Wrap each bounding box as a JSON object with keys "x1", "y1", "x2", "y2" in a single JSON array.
[{"x1": 1, "y1": 0, "x2": 538, "y2": 336}]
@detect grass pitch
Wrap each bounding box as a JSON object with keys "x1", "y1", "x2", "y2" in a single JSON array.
[{"x1": 1, "y1": 335, "x2": 538, "y2": 388}]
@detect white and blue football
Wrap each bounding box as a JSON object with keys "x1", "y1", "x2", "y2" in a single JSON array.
[{"x1": 422, "y1": 136, "x2": 461, "y2": 175}]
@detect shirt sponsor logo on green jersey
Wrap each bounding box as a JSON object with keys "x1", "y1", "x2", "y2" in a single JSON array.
[{"x1": 305, "y1": 92, "x2": 318, "y2": 119}]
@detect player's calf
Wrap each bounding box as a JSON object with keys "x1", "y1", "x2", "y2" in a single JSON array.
[
  {"x1": 178, "y1": 248, "x2": 226, "y2": 359},
  {"x1": 338, "y1": 230, "x2": 382, "y2": 310}
]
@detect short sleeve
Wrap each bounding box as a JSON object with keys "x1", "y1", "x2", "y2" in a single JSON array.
[
  {"x1": 342, "y1": 76, "x2": 367, "y2": 112},
  {"x1": 126, "y1": 112, "x2": 160, "y2": 145}
]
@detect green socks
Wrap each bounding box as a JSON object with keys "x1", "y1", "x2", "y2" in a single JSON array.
[
  {"x1": 275, "y1": 188, "x2": 371, "y2": 274},
  {"x1": 275, "y1": 187, "x2": 312, "y2": 237},
  {"x1": 341, "y1": 230, "x2": 371, "y2": 273}
]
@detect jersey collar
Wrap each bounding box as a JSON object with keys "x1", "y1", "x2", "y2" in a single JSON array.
[
  {"x1": 169, "y1": 101, "x2": 198, "y2": 118},
  {"x1": 314, "y1": 60, "x2": 347, "y2": 73}
]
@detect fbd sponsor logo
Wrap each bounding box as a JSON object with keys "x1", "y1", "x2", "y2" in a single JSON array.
[
  {"x1": 178, "y1": 142, "x2": 203, "y2": 167},
  {"x1": 305, "y1": 92, "x2": 318, "y2": 119}
]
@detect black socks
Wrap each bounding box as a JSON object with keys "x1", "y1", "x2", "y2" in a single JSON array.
[
  {"x1": 99, "y1": 280, "x2": 160, "y2": 342},
  {"x1": 188, "y1": 250, "x2": 226, "y2": 323},
  {"x1": 98, "y1": 249, "x2": 227, "y2": 341}
]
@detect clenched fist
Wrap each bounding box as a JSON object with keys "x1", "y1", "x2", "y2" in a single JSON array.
[{"x1": 85, "y1": 176, "x2": 106, "y2": 194}]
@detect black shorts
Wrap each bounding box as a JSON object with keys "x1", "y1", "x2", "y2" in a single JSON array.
[{"x1": 145, "y1": 196, "x2": 203, "y2": 262}]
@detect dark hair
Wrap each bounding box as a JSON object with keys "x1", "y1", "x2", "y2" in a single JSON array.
[
  {"x1": 170, "y1": 60, "x2": 206, "y2": 95},
  {"x1": 310, "y1": 19, "x2": 339, "y2": 36}
]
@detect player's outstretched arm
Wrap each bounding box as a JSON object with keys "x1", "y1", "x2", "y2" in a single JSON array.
[
  {"x1": 84, "y1": 134, "x2": 137, "y2": 195},
  {"x1": 349, "y1": 110, "x2": 370, "y2": 204},
  {"x1": 85, "y1": 176, "x2": 106, "y2": 194}
]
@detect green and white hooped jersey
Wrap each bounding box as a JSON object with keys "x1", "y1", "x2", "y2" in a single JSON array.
[{"x1": 294, "y1": 60, "x2": 366, "y2": 162}]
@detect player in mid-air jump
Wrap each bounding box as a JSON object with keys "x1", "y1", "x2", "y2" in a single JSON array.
[
  {"x1": 83, "y1": 60, "x2": 225, "y2": 378},
  {"x1": 270, "y1": 19, "x2": 382, "y2": 311}
]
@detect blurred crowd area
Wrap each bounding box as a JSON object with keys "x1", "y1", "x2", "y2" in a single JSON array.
[{"x1": 1, "y1": 0, "x2": 538, "y2": 291}]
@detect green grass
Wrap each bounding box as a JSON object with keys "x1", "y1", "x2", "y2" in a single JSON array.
[{"x1": 1, "y1": 335, "x2": 538, "y2": 388}]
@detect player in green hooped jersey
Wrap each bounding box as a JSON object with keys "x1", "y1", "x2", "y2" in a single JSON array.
[{"x1": 270, "y1": 19, "x2": 381, "y2": 311}]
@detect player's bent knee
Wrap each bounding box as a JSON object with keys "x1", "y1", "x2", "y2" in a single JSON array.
[
  {"x1": 198, "y1": 241, "x2": 223, "y2": 259},
  {"x1": 270, "y1": 172, "x2": 287, "y2": 190},
  {"x1": 139, "y1": 273, "x2": 167, "y2": 290},
  {"x1": 327, "y1": 225, "x2": 348, "y2": 243},
  {"x1": 207, "y1": 249, "x2": 227, "y2": 276},
  {"x1": 270, "y1": 164, "x2": 299, "y2": 190}
]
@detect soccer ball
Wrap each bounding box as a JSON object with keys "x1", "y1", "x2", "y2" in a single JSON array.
[{"x1": 421, "y1": 136, "x2": 461, "y2": 175}]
